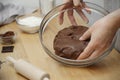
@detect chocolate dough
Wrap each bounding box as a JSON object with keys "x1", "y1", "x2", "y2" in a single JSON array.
[
  {"x1": 2, "y1": 31, "x2": 14, "y2": 37},
  {"x1": 1, "y1": 31, "x2": 15, "y2": 44},
  {"x1": 53, "y1": 25, "x2": 90, "y2": 60}
]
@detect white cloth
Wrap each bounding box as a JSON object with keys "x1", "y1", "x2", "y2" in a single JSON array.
[
  {"x1": 115, "y1": 29, "x2": 120, "y2": 52},
  {"x1": 0, "y1": 3, "x2": 24, "y2": 26},
  {"x1": 0, "y1": 2, "x2": 37, "y2": 26}
]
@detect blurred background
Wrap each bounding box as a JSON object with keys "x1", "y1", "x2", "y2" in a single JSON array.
[
  {"x1": 0, "y1": 0, "x2": 119, "y2": 12},
  {"x1": 0, "y1": 0, "x2": 105, "y2": 10}
]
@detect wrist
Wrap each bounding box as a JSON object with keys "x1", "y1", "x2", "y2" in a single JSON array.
[
  {"x1": 101, "y1": 16, "x2": 119, "y2": 33},
  {"x1": 105, "y1": 9, "x2": 120, "y2": 29}
]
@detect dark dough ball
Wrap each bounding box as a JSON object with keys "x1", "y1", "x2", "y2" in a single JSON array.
[{"x1": 53, "y1": 25, "x2": 90, "y2": 60}]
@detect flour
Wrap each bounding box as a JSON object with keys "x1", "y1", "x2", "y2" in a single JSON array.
[{"x1": 17, "y1": 16, "x2": 42, "y2": 27}]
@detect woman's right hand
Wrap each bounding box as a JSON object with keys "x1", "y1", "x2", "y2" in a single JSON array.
[
  {"x1": 59, "y1": 0, "x2": 91, "y2": 25},
  {"x1": 77, "y1": 8, "x2": 120, "y2": 59}
]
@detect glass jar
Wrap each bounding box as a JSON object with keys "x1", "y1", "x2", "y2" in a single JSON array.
[
  {"x1": 39, "y1": 0, "x2": 55, "y2": 16},
  {"x1": 0, "y1": 31, "x2": 16, "y2": 45}
]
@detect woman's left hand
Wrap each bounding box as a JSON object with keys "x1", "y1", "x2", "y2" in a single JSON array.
[{"x1": 59, "y1": 0, "x2": 90, "y2": 25}]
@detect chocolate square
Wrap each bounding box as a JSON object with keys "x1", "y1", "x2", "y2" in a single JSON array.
[{"x1": 1, "y1": 46, "x2": 14, "y2": 53}]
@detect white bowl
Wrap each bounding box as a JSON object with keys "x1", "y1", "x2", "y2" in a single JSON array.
[{"x1": 16, "y1": 16, "x2": 42, "y2": 33}]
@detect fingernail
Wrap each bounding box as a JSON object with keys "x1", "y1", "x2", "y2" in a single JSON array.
[
  {"x1": 85, "y1": 19, "x2": 89, "y2": 24},
  {"x1": 79, "y1": 37, "x2": 84, "y2": 40},
  {"x1": 77, "y1": 55, "x2": 84, "y2": 60}
]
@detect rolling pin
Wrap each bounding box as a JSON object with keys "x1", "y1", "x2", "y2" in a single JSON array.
[{"x1": 6, "y1": 56, "x2": 50, "y2": 80}]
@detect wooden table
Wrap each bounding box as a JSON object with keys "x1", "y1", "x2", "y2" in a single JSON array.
[{"x1": 0, "y1": 15, "x2": 120, "y2": 80}]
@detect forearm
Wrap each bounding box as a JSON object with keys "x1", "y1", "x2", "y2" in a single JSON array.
[{"x1": 105, "y1": 9, "x2": 120, "y2": 29}]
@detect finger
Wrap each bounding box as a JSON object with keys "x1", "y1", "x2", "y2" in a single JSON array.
[
  {"x1": 59, "y1": 1, "x2": 73, "y2": 25},
  {"x1": 75, "y1": 7, "x2": 89, "y2": 23},
  {"x1": 82, "y1": 2, "x2": 91, "y2": 14},
  {"x1": 88, "y1": 42, "x2": 111, "y2": 59},
  {"x1": 63, "y1": 0, "x2": 72, "y2": 3},
  {"x1": 88, "y1": 48, "x2": 105, "y2": 59},
  {"x1": 59, "y1": 11, "x2": 64, "y2": 25},
  {"x1": 59, "y1": 5, "x2": 66, "y2": 25},
  {"x1": 79, "y1": 29, "x2": 91, "y2": 40},
  {"x1": 77, "y1": 41, "x2": 95, "y2": 60},
  {"x1": 67, "y1": 9, "x2": 77, "y2": 25}
]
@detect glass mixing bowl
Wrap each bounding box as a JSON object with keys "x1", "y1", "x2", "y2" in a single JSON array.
[{"x1": 39, "y1": 2, "x2": 116, "y2": 67}]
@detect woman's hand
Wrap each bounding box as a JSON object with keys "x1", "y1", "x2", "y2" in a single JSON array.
[
  {"x1": 59, "y1": 0, "x2": 90, "y2": 25},
  {"x1": 77, "y1": 14, "x2": 119, "y2": 59}
]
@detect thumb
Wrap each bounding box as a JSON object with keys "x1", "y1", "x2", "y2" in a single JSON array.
[{"x1": 79, "y1": 29, "x2": 91, "y2": 40}]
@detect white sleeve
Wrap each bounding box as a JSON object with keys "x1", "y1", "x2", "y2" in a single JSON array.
[
  {"x1": 115, "y1": 29, "x2": 120, "y2": 52},
  {"x1": 104, "y1": 0, "x2": 120, "y2": 12}
]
